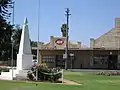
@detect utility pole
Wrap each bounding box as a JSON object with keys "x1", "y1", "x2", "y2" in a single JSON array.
[
  {"x1": 36, "y1": 0, "x2": 40, "y2": 81},
  {"x1": 64, "y1": 8, "x2": 71, "y2": 70}
]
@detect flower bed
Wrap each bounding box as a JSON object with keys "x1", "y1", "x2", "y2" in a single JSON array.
[
  {"x1": 27, "y1": 63, "x2": 62, "y2": 82},
  {"x1": 96, "y1": 71, "x2": 120, "y2": 76}
]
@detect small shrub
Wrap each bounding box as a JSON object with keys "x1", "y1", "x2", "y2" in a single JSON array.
[
  {"x1": 27, "y1": 63, "x2": 62, "y2": 82},
  {"x1": 0, "y1": 67, "x2": 9, "y2": 75},
  {"x1": 117, "y1": 72, "x2": 120, "y2": 75},
  {"x1": 2, "y1": 68, "x2": 9, "y2": 72},
  {"x1": 27, "y1": 71, "x2": 34, "y2": 80},
  {"x1": 0, "y1": 67, "x2": 9, "y2": 72},
  {"x1": 107, "y1": 72, "x2": 110, "y2": 76}
]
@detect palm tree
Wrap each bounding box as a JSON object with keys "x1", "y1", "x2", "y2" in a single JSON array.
[{"x1": 61, "y1": 24, "x2": 67, "y2": 37}]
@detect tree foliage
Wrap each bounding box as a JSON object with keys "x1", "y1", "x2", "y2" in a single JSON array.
[
  {"x1": 0, "y1": 0, "x2": 39, "y2": 65},
  {"x1": 0, "y1": 0, "x2": 13, "y2": 62},
  {"x1": 31, "y1": 41, "x2": 37, "y2": 47},
  {"x1": 12, "y1": 25, "x2": 22, "y2": 60},
  {"x1": 0, "y1": 0, "x2": 13, "y2": 19},
  {"x1": 0, "y1": 21, "x2": 13, "y2": 61}
]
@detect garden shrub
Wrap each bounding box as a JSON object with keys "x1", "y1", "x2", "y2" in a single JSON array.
[
  {"x1": 0, "y1": 67, "x2": 9, "y2": 72},
  {"x1": 27, "y1": 71, "x2": 34, "y2": 80},
  {"x1": 27, "y1": 63, "x2": 62, "y2": 82},
  {"x1": 0, "y1": 67, "x2": 9, "y2": 75}
]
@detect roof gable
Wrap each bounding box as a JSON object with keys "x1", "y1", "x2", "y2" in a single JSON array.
[
  {"x1": 94, "y1": 28, "x2": 120, "y2": 48},
  {"x1": 40, "y1": 36, "x2": 88, "y2": 49}
]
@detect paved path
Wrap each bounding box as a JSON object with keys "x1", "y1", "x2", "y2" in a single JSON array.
[
  {"x1": 59, "y1": 78, "x2": 81, "y2": 86},
  {"x1": 63, "y1": 79, "x2": 81, "y2": 85}
]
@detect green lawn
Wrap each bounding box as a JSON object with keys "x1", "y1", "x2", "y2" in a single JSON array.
[
  {"x1": 64, "y1": 71, "x2": 120, "y2": 90},
  {"x1": 0, "y1": 80, "x2": 80, "y2": 90},
  {"x1": 0, "y1": 71, "x2": 120, "y2": 90}
]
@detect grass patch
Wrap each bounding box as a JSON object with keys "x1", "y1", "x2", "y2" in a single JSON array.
[
  {"x1": 64, "y1": 71, "x2": 120, "y2": 90},
  {"x1": 0, "y1": 71, "x2": 120, "y2": 90},
  {"x1": 0, "y1": 80, "x2": 81, "y2": 90}
]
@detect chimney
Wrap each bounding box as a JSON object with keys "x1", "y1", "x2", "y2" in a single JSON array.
[
  {"x1": 90, "y1": 38, "x2": 95, "y2": 48},
  {"x1": 77, "y1": 42, "x2": 81, "y2": 48},
  {"x1": 115, "y1": 18, "x2": 120, "y2": 28},
  {"x1": 50, "y1": 36, "x2": 54, "y2": 46}
]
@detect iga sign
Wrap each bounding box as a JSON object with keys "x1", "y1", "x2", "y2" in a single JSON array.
[{"x1": 55, "y1": 39, "x2": 64, "y2": 45}]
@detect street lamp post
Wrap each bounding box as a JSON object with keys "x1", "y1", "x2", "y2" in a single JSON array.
[{"x1": 36, "y1": 0, "x2": 40, "y2": 81}]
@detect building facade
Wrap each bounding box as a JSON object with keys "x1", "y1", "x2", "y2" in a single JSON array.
[{"x1": 32, "y1": 18, "x2": 120, "y2": 69}]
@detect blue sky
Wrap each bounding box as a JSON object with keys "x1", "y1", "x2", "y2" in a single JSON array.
[{"x1": 12, "y1": 0, "x2": 120, "y2": 46}]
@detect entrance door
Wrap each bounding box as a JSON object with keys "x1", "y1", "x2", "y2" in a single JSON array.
[
  {"x1": 56, "y1": 55, "x2": 65, "y2": 69},
  {"x1": 108, "y1": 55, "x2": 118, "y2": 69}
]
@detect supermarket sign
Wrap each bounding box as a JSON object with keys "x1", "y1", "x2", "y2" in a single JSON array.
[{"x1": 55, "y1": 39, "x2": 64, "y2": 45}]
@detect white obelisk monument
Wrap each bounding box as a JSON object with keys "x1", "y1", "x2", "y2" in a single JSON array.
[
  {"x1": 17, "y1": 17, "x2": 33, "y2": 70},
  {"x1": 0, "y1": 17, "x2": 33, "y2": 80}
]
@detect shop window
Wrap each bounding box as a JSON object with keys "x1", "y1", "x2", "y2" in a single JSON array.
[
  {"x1": 93, "y1": 56, "x2": 108, "y2": 65},
  {"x1": 42, "y1": 55, "x2": 55, "y2": 63}
]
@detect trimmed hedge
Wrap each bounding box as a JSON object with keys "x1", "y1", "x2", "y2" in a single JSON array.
[{"x1": 0, "y1": 67, "x2": 9, "y2": 75}]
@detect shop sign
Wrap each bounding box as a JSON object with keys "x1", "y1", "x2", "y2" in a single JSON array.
[{"x1": 55, "y1": 39, "x2": 64, "y2": 45}]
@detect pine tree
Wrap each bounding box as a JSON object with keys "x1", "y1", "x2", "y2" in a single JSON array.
[{"x1": 0, "y1": 0, "x2": 13, "y2": 62}]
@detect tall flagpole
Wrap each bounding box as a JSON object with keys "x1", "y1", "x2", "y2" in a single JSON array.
[
  {"x1": 36, "y1": 0, "x2": 40, "y2": 81},
  {"x1": 11, "y1": 1, "x2": 15, "y2": 80}
]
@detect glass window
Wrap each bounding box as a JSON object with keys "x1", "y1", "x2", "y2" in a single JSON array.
[
  {"x1": 93, "y1": 56, "x2": 108, "y2": 65},
  {"x1": 42, "y1": 55, "x2": 55, "y2": 63}
]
